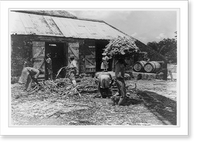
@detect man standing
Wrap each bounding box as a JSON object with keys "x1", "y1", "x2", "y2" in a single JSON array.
[
  {"x1": 68, "y1": 55, "x2": 78, "y2": 86},
  {"x1": 113, "y1": 57, "x2": 127, "y2": 105},
  {"x1": 101, "y1": 56, "x2": 109, "y2": 71},
  {"x1": 46, "y1": 53, "x2": 53, "y2": 80},
  {"x1": 95, "y1": 72, "x2": 113, "y2": 98}
]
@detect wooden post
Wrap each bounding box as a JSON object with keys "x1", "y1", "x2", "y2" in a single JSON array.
[
  {"x1": 168, "y1": 70, "x2": 174, "y2": 81},
  {"x1": 163, "y1": 62, "x2": 168, "y2": 80}
]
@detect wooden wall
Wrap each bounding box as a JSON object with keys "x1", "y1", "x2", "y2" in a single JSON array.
[
  {"x1": 11, "y1": 35, "x2": 104, "y2": 78},
  {"x1": 11, "y1": 35, "x2": 167, "y2": 80}
]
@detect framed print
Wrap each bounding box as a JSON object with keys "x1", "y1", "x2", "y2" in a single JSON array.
[{"x1": 0, "y1": 0, "x2": 188, "y2": 136}]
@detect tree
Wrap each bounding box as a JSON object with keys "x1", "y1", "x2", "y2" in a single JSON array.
[
  {"x1": 147, "y1": 34, "x2": 177, "y2": 64},
  {"x1": 147, "y1": 41, "x2": 159, "y2": 52},
  {"x1": 11, "y1": 36, "x2": 33, "y2": 77}
]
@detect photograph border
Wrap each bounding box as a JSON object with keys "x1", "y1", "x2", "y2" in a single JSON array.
[{"x1": 1, "y1": 1, "x2": 188, "y2": 135}]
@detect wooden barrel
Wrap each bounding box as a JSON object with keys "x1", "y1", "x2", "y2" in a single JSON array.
[
  {"x1": 133, "y1": 61, "x2": 147, "y2": 72},
  {"x1": 144, "y1": 61, "x2": 161, "y2": 73}
]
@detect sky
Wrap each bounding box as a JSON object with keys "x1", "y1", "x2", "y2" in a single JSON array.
[{"x1": 69, "y1": 10, "x2": 177, "y2": 44}]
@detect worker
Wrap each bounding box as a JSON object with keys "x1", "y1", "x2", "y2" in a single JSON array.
[
  {"x1": 68, "y1": 55, "x2": 79, "y2": 86},
  {"x1": 19, "y1": 67, "x2": 42, "y2": 91},
  {"x1": 19, "y1": 56, "x2": 44, "y2": 91},
  {"x1": 95, "y1": 72, "x2": 113, "y2": 98},
  {"x1": 101, "y1": 56, "x2": 109, "y2": 71},
  {"x1": 46, "y1": 53, "x2": 53, "y2": 80},
  {"x1": 112, "y1": 57, "x2": 128, "y2": 105}
]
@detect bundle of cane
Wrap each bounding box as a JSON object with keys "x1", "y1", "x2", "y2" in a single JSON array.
[{"x1": 102, "y1": 36, "x2": 140, "y2": 59}]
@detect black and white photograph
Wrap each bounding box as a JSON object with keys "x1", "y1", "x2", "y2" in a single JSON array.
[{"x1": 10, "y1": 9, "x2": 178, "y2": 126}]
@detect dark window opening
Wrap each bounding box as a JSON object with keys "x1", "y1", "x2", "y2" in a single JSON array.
[
  {"x1": 95, "y1": 40, "x2": 111, "y2": 72},
  {"x1": 45, "y1": 42, "x2": 66, "y2": 79}
]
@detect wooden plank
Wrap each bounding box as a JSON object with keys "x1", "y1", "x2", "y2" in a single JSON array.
[
  {"x1": 32, "y1": 46, "x2": 45, "y2": 58},
  {"x1": 32, "y1": 41, "x2": 45, "y2": 78},
  {"x1": 68, "y1": 42, "x2": 79, "y2": 60}
]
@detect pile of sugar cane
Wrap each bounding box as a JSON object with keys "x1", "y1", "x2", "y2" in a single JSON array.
[{"x1": 103, "y1": 36, "x2": 139, "y2": 58}]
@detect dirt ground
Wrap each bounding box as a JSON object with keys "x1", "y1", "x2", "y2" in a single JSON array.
[{"x1": 11, "y1": 78, "x2": 177, "y2": 126}]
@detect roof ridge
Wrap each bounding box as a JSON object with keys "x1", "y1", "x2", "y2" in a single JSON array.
[
  {"x1": 11, "y1": 10, "x2": 105, "y2": 23},
  {"x1": 11, "y1": 10, "x2": 77, "y2": 19},
  {"x1": 76, "y1": 17, "x2": 105, "y2": 23}
]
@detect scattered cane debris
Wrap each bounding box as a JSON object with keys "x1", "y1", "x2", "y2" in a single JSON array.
[{"x1": 11, "y1": 74, "x2": 177, "y2": 126}]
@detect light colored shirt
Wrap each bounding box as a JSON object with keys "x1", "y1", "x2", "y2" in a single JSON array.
[
  {"x1": 69, "y1": 60, "x2": 77, "y2": 68},
  {"x1": 18, "y1": 67, "x2": 40, "y2": 84},
  {"x1": 101, "y1": 60, "x2": 108, "y2": 70},
  {"x1": 69, "y1": 60, "x2": 78, "y2": 74},
  {"x1": 96, "y1": 72, "x2": 112, "y2": 88}
]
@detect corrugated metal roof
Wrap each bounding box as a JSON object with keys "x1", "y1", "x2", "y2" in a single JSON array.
[
  {"x1": 10, "y1": 11, "x2": 127, "y2": 40},
  {"x1": 10, "y1": 12, "x2": 63, "y2": 36},
  {"x1": 13, "y1": 10, "x2": 77, "y2": 19}
]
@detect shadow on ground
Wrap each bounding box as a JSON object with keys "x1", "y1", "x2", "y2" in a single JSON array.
[
  {"x1": 123, "y1": 97, "x2": 143, "y2": 106},
  {"x1": 137, "y1": 91, "x2": 177, "y2": 125}
]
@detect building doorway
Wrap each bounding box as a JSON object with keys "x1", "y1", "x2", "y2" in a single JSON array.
[
  {"x1": 45, "y1": 43, "x2": 66, "y2": 79},
  {"x1": 95, "y1": 40, "x2": 111, "y2": 72}
]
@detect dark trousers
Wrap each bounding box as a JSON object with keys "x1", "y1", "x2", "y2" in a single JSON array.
[
  {"x1": 99, "y1": 85, "x2": 111, "y2": 98},
  {"x1": 47, "y1": 68, "x2": 53, "y2": 80}
]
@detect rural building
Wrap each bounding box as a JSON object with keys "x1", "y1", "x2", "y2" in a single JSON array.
[{"x1": 10, "y1": 10, "x2": 167, "y2": 80}]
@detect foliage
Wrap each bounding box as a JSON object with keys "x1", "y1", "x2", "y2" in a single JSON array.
[
  {"x1": 147, "y1": 34, "x2": 177, "y2": 63},
  {"x1": 11, "y1": 36, "x2": 33, "y2": 77},
  {"x1": 134, "y1": 40, "x2": 167, "y2": 62},
  {"x1": 146, "y1": 41, "x2": 159, "y2": 52}
]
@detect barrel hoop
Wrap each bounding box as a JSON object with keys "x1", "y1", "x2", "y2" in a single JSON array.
[
  {"x1": 133, "y1": 61, "x2": 147, "y2": 72},
  {"x1": 144, "y1": 61, "x2": 161, "y2": 73},
  {"x1": 133, "y1": 63, "x2": 142, "y2": 72},
  {"x1": 144, "y1": 63, "x2": 153, "y2": 72}
]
